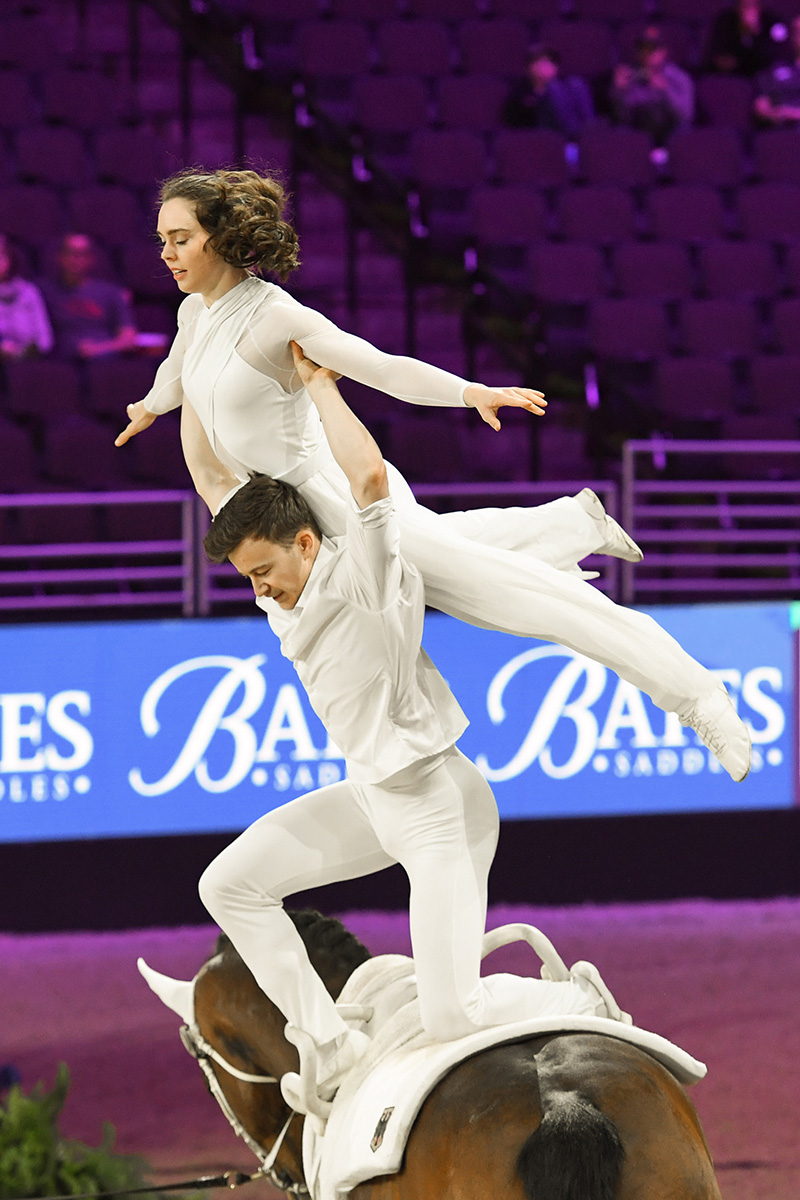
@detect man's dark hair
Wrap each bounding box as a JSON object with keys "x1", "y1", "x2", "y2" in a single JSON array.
[
  {"x1": 203, "y1": 473, "x2": 322, "y2": 563},
  {"x1": 528, "y1": 44, "x2": 560, "y2": 67}
]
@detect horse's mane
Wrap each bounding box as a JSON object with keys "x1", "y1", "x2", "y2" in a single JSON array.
[{"x1": 214, "y1": 909, "x2": 372, "y2": 989}]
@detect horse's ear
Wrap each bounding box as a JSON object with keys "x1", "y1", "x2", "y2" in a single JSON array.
[{"x1": 137, "y1": 956, "x2": 196, "y2": 1024}]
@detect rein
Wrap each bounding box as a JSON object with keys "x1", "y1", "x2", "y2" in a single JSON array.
[
  {"x1": 6, "y1": 1168, "x2": 263, "y2": 1200},
  {"x1": 179, "y1": 1022, "x2": 308, "y2": 1196}
]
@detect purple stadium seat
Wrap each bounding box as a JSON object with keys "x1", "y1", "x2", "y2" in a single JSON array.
[
  {"x1": 612, "y1": 241, "x2": 694, "y2": 300},
  {"x1": 407, "y1": 0, "x2": 482, "y2": 15},
  {"x1": 328, "y1": 0, "x2": 399, "y2": 18},
  {"x1": 752, "y1": 131, "x2": 800, "y2": 185},
  {"x1": 411, "y1": 129, "x2": 487, "y2": 187},
  {"x1": 539, "y1": 20, "x2": 615, "y2": 78},
  {"x1": 84, "y1": 358, "x2": 159, "y2": 419},
  {"x1": 720, "y1": 413, "x2": 800, "y2": 461},
  {"x1": 5, "y1": 360, "x2": 82, "y2": 422},
  {"x1": 529, "y1": 242, "x2": 606, "y2": 302},
  {"x1": 655, "y1": 356, "x2": 735, "y2": 424},
  {"x1": 126, "y1": 413, "x2": 189, "y2": 486},
  {"x1": 493, "y1": 0, "x2": 562, "y2": 18},
  {"x1": 783, "y1": 242, "x2": 800, "y2": 293},
  {"x1": 556, "y1": 185, "x2": 637, "y2": 243},
  {"x1": 0, "y1": 417, "x2": 42, "y2": 490},
  {"x1": 385, "y1": 410, "x2": 468, "y2": 483},
  {"x1": 16, "y1": 127, "x2": 92, "y2": 187},
  {"x1": 658, "y1": 0, "x2": 723, "y2": 19},
  {"x1": 666, "y1": 128, "x2": 744, "y2": 187},
  {"x1": 681, "y1": 298, "x2": 760, "y2": 356},
  {"x1": 67, "y1": 186, "x2": 147, "y2": 246},
  {"x1": 696, "y1": 74, "x2": 755, "y2": 131},
  {"x1": 296, "y1": 20, "x2": 372, "y2": 76},
  {"x1": 94, "y1": 128, "x2": 169, "y2": 188},
  {"x1": 698, "y1": 239, "x2": 779, "y2": 299},
  {"x1": 377, "y1": 20, "x2": 452, "y2": 76},
  {"x1": 438, "y1": 75, "x2": 508, "y2": 130},
  {"x1": 353, "y1": 75, "x2": 429, "y2": 132},
  {"x1": 494, "y1": 129, "x2": 571, "y2": 187},
  {"x1": 42, "y1": 415, "x2": 122, "y2": 489},
  {"x1": 0, "y1": 185, "x2": 64, "y2": 248},
  {"x1": 0, "y1": 69, "x2": 36, "y2": 127},
  {"x1": 750, "y1": 354, "x2": 800, "y2": 413},
  {"x1": 457, "y1": 19, "x2": 530, "y2": 76},
  {"x1": 0, "y1": 16, "x2": 58, "y2": 71},
  {"x1": 578, "y1": 126, "x2": 655, "y2": 187},
  {"x1": 471, "y1": 186, "x2": 549, "y2": 244},
  {"x1": 646, "y1": 184, "x2": 727, "y2": 240},
  {"x1": 42, "y1": 68, "x2": 124, "y2": 129},
  {"x1": 578, "y1": 0, "x2": 648, "y2": 22},
  {"x1": 772, "y1": 298, "x2": 800, "y2": 352},
  {"x1": 120, "y1": 243, "x2": 179, "y2": 300},
  {"x1": 737, "y1": 184, "x2": 800, "y2": 242},
  {"x1": 588, "y1": 298, "x2": 670, "y2": 358}
]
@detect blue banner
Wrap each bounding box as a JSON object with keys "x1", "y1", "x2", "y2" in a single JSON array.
[{"x1": 0, "y1": 601, "x2": 793, "y2": 843}]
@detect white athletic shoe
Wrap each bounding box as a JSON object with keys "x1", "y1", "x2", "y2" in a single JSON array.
[
  {"x1": 571, "y1": 961, "x2": 633, "y2": 1025},
  {"x1": 575, "y1": 487, "x2": 644, "y2": 563},
  {"x1": 679, "y1": 681, "x2": 751, "y2": 783}
]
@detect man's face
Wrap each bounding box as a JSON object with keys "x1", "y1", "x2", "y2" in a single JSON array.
[
  {"x1": 229, "y1": 531, "x2": 319, "y2": 609},
  {"x1": 59, "y1": 236, "x2": 94, "y2": 285},
  {"x1": 529, "y1": 55, "x2": 558, "y2": 87}
]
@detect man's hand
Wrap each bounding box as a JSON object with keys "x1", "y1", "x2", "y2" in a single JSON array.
[
  {"x1": 291, "y1": 340, "x2": 342, "y2": 390},
  {"x1": 115, "y1": 400, "x2": 158, "y2": 447},
  {"x1": 463, "y1": 383, "x2": 546, "y2": 431}
]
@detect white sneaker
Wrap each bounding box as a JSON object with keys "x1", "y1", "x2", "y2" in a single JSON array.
[
  {"x1": 679, "y1": 681, "x2": 751, "y2": 783},
  {"x1": 571, "y1": 961, "x2": 633, "y2": 1025},
  {"x1": 575, "y1": 487, "x2": 643, "y2": 563}
]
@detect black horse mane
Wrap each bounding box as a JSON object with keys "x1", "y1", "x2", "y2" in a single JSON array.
[{"x1": 213, "y1": 909, "x2": 372, "y2": 988}]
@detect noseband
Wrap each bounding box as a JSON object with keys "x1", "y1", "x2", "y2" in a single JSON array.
[{"x1": 179, "y1": 1022, "x2": 308, "y2": 1196}]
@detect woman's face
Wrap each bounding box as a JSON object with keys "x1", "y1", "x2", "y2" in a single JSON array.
[{"x1": 156, "y1": 197, "x2": 239, "y2": 302}]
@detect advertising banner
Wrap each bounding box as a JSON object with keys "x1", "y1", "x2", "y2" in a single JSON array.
[{"x1": 0, "y1": 601, "x2": 793, "y2": 843}]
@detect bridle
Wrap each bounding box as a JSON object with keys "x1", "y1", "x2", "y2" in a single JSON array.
[{"x1": 179, "y1": 1022, "x2": 309, "y2": 1196}]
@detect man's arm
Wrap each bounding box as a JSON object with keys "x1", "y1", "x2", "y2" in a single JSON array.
[
  {"x1": 291, "y1": 340, "x2": 388, "y2": 509},
  {"x1": 180, "y1": 400, "x2": 241, "y2": 515}
]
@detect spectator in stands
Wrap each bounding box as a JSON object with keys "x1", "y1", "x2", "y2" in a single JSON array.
[
  {"x1": 705, "y1": 0, "x2": 787, "y2": 77},
  {"x1": 41, "y1": 233, "x2": 137, "y2": 359},
  {"x1": 610, "y1": 33, "x2": 695, "y2": 144},
  {"x1": 0, "y1": 233, "x2": 53, "y2": 358},
  {"x1": 501, "y1": 45, "x2": 595, "y2": 140},
  {"x1": 753, "y1": 14, "x2": 800, "y2": 124}
]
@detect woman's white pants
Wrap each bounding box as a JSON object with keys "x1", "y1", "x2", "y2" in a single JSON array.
[
  {"x1": 298, "y1": 461, "x2": 712, "y2": 715},
  {"x1": 199, "y1": 747, "x2": 599, "y2": 1050}
]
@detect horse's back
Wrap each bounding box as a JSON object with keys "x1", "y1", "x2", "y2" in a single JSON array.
[{"x1": 352, "y1": 1032, "x2": 721, "y2": 1200}]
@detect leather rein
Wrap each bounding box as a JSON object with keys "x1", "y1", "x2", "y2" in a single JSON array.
[{"x1": 179, "y1": 1022, "x2": 308, "y2": 1197}]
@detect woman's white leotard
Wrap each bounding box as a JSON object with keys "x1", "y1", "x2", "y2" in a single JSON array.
[{"x1": 142, "y1": 275, "x2": 716, "y2": 715}]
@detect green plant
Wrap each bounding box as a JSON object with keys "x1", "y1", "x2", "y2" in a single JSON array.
[{"x1": 0, "y1": 1064, "x2": 157, "y2": 1200}]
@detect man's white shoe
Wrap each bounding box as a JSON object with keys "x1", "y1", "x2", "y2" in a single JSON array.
[
  {"x1": 679, "y1": 681, "x2": 752, "y2": 783},
  {"x1": 571, "y1": 961, "x2": 633, "y2": 1025},
  {"x1": 576, "y1": 487, "x2": 643, "y2": 563}
]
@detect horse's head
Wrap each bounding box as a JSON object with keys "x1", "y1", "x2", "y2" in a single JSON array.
[{"x1": 139, "y1": 909, "x2": 371, "y2": 1195}]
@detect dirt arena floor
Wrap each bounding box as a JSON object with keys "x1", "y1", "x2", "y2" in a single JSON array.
[{"x1": 4, "y1": 898, "x2": 799, "y2": 1200}]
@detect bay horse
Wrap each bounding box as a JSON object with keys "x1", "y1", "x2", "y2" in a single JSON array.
[{"x1": 157, "y1": 909, "x2": 722, "y2": 1200}]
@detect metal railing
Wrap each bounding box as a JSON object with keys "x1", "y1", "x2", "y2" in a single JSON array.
[
  {"x1": 3, "y1": 444, "x2": 798, "y2": 618},
  {"x1": 0, "y1": 491, "x2": 198, "y2": 616},
  {"x1": 621, "y1": 440, "x2": 800, "y2": 604}
]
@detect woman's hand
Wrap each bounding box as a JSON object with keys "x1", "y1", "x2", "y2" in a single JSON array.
[
  {"x1": 114, "y1": 400, "x2": 158, "y2": 447},
  {"x1": 463, "y1": 383, "x2": 546, "y2": 431},
  {"x1": 290, "y1": 340, "x2": 342, "y2": 389}
]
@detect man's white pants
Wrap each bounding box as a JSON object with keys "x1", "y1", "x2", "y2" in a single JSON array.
[
  {"x1": 298, "y1": 463, "x2": 713, "y2": 715},
  {"x1": 199, "y1": 747, "x2": 599, "y2": 1052}
]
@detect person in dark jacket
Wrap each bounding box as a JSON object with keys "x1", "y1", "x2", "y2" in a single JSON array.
[{"x1": 502, "y1": 45, "x2": 594, "y2": 140}]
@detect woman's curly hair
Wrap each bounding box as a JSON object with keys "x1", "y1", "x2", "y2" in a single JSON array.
[{"x1": 159, "y1": 167, "x2": 300, "y2": 280}]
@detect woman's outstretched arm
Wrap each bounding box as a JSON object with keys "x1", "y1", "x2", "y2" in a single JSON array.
[{"x1": 180, "y1": 399, "x2": 241, "y2": 515}]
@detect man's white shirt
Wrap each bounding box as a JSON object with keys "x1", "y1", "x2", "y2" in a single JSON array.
[{"x1": 258, "y1": 495, "x2": 467, "y2": 784}]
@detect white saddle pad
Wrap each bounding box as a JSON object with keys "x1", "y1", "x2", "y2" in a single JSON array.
[{"x1": 302, "y1": 954, "x2": 706, "y2": 1200}]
